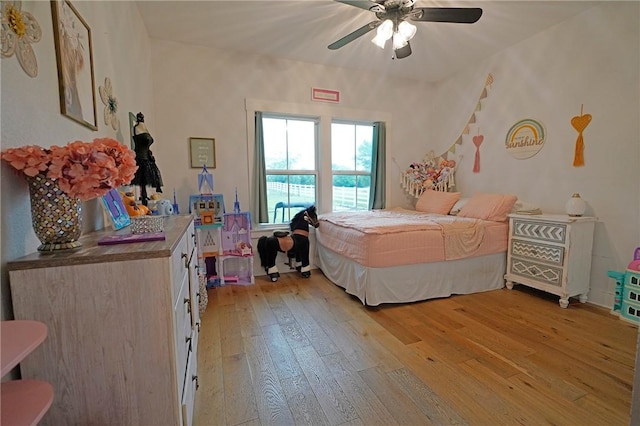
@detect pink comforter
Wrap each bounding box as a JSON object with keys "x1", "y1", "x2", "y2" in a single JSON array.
[{"x1": 316, "y1": 209, "x2": 508, "y2": 268}]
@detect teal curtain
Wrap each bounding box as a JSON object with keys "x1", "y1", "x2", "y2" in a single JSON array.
[
  {"x1": 253, "y1": 112, "x2": 269, "y2": 223},
  {"x1": 369, "y1": 121, "x2": 386, "y2": 210}
]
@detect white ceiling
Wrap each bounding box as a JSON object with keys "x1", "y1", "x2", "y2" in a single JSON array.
[{"x1": 136, "y1": 0, "x2": 601, "y2": 83}]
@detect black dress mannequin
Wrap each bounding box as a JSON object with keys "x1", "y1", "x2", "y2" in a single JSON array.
[{"x1": 131, "y1": 112, "x2": 163, "y2": 205}]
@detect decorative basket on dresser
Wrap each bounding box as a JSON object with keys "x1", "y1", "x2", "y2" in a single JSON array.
[
  {"x1": 505, "y1": 213, "x2": 596, "y2": 308},
  {"x1": 7, "y1": 215, "x2": 201, "y2": 426}
]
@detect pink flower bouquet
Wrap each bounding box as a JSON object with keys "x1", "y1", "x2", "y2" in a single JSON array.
[{"x1": 1, "y1": 138, "x2": 138, "y2": 201}]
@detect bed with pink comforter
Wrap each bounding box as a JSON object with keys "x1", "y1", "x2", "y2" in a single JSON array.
[{"x1": 314, "y1": 208, "x2": 509, "y2": 306}]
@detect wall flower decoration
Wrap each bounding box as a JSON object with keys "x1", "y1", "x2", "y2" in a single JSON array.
[
  {"x1": 99, "y1": 77, "x2": 120, "y2": 131},
  {"x1": 1, "y1": 138, "x2": 137, "y2": 201},
  {"x1": 0, "y1": 0, "x2": 42, "y2": 77}
]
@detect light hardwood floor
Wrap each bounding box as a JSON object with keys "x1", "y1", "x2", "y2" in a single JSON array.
[{"x1": 194, "y1": 272, "x2": 637, "y2": 426}]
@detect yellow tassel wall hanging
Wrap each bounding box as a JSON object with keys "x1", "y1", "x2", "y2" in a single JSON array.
[{"x1": 571, "y1": 104, "x2": 592, "y2": 166}]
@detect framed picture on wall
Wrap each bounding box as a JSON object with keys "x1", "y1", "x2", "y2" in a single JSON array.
[
  {"x1": 51, "y1": 0, "x2": 98, "y2": 130},
  {"x1": 190, "y1": 137, "x2": 216, "y2": 169}
]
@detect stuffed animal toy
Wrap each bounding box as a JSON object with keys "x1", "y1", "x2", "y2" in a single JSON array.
[{"x1": 156, "y1": 199, "x2": 174, "y2": 216}]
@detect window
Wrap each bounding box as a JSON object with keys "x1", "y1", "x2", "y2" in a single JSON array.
[
  {"x1": 331, "y1": 122, "x2": 373, "y2": 211},
  {"x1": 251, "y1": 101, "x2": 387, "y2": 226},
  {"x1": 262, "y1": 115, "x2": 318, "y2": 224}
]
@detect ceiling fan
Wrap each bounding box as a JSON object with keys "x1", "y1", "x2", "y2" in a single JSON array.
[{"x1": 328, "y1": 0, "x2": 483, "y2": 59}]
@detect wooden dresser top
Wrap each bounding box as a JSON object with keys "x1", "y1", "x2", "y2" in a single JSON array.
[{"x1": 7, "y1": 215, "x2": 194, "y2": 271}]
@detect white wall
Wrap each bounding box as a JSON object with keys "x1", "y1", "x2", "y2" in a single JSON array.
[
  {"x1": 0, "y1": 1, "x2": 155, "y2": 319},
  {"x1": 147, "y1": 40, "x2": 432, "y2": 215},
  {"x1": 147, "y1": 3, "x2": 638, "y2": 307},
  {"x1": 429, "y1": 3, "x2": 639, "y2": 307}
]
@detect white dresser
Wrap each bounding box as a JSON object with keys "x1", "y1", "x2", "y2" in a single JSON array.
[
  {"x1": 8, "y1": 215, "x2": 201, "y2": 425},
  {"x1": 505, "y1": 214, "x2": 596, "y2": 308}
]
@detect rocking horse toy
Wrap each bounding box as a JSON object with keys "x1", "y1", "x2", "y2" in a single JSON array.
[{"x1": 257, "y1": 205, "x2": 320, "y2": 282}]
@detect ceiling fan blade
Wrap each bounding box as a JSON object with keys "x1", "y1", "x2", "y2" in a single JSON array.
[
  {"x1": 410, "y1": 7, "x2": 483, "y2": 24},
  {"x1": 394, "y1": 41, "x2": 412, "y2": 59},
  {"x1": 334, "y1": 0, "x2": 384, "y2": 13},
  {"x1": 328, "y1": 21, "x2": 381, "y2": 50}
]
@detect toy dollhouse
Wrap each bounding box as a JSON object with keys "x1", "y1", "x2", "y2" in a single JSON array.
[
  {"x1": 190, "y1": 165, "x2": 224, "y2": 225},
  {"x1": 191, "y1": 180, "x2": 254, "y2": 287},
  {"x1": 607, "y1": 247, "x2": 640, "y2": 324}
]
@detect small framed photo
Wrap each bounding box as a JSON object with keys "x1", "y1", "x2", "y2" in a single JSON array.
[
  {"x1": 190, "y1": 137, "x2": 216, "y2": 169},
  {"x1": 51, "y1": 0, "x2": 98, "y2": 130}
]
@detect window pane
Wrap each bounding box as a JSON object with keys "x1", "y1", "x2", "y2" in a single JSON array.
[
  {"x1": 331, "y1": 123, "x2": 355, "y2": 171},
  {"x1": 331, "y1": 122, "x2": 373, "y2": 212},
  {"x1": 355, "y1": 125, "x2": 373, "y2": 172},
  {"x1": 332, "y1": 175, "x2": 370, "y2": 211},
  {"x1": 356, "y1": 176, "x2": 371, "y2": 210},
  {"x1": 263, "y1": 118, "x2": 315, "y2": 170},
  {"x1": 263, "y1": 118, "x2": 287, "y2": 170},
  {"x1": 288, "y1": 120, "x2": 315, "y2": 170},
  {"x1": 266, "y1": 174, "x2": 316, "y2": 224}
]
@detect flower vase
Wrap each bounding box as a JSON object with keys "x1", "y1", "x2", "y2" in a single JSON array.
[{"x1": 27, "y1": 174, "x2": 83, "y2": 252}]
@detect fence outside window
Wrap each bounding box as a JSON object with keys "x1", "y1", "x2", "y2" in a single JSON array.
[{"x1": 266, "y1": 182, "x2": 369, "y2": 223}]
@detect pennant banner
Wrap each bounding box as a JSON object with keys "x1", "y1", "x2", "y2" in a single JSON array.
[
  {"x1": 434, "y1": 73, "x2": 494, "y2": 162},
  {"x1": 486, "y1": 73, "x2": 494, "y2": 87},
  {"x1": 401, "y1": 74, "x2": 495, "y2": 197}
]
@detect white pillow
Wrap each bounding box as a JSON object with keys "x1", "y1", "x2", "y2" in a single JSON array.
[
  {"x1": 449, "y1": 197, "x2": 470, "y2": 215},
  {"x1": 512, "y1": 200, "x2": 541, "y2": 214}
]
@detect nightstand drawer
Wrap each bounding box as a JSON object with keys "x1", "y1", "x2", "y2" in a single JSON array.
[
  {"x1": 509, "y1": 258, "x2": 563, "y2": 286},
  {"x1": 511, "y1": 240, "x2": 564, "y2": 266},
  {"x1": 512, "y1": 219, "x2": 566, "y2": 244}
]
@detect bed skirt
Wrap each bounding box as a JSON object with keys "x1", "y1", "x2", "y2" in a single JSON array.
[{"x1": 315, "y1": 242, "x2": 506, "y2": 306}]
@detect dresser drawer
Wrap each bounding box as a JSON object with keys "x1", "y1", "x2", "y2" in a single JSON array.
[
  {"x1": 174, "y1": 272, "x2": 191, "y2": 399},
  {"x1": 511, "y1": 240, "x2": 564, "y2": 266},
  {"x1": 181, "y1": 344, "x2": 198, "y2": 426},
  {"x1": 512, "y1": 219, "x2": 566, "y2": 244},
  {"x1": 187, "y1": 221, "x2": 197, "y2": 255},
  {"x1": 509, "y1": 257, "x2": 563, "y2": 286},
  {"x1": 171, "y1": 233, "x2": 190, "y2": 302},
  {"x1": 186, "y1": 247, "x2": 200, "y2": 329}
]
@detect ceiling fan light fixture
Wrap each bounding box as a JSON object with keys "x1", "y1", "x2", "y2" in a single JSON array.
[
  {"x1": 398, "y1": 20, "x2": 417, "y2": 41},
  {"x1": 371, "y1": 34, "x2": 387, "y2": 49},
  {"x1": 392, "y1": 32, "x2": 408, "y2": 49},
  {"x1": 371, "y1": 19, "x2": 393, "y2": 49},
  {"x1": 329, "y1": 3, "x2": 482, "y2": 59}
]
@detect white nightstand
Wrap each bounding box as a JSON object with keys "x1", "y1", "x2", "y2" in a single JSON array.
[{"x1": 505, "y1": 213, "x2": 596, "y2": 308}]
